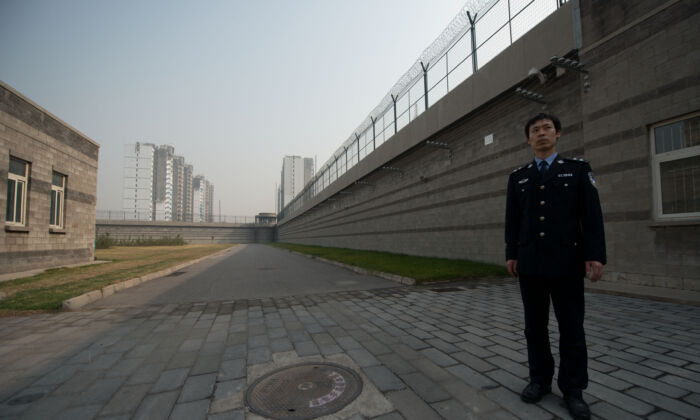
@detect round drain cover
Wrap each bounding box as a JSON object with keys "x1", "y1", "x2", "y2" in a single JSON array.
[{"x1": 246, "y1": 362, "x2": 363, "y2": 419}]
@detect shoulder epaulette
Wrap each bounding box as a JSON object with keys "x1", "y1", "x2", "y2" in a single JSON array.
[{"x1": 512, "y1": 162, "x2": 532, "y2": 173}]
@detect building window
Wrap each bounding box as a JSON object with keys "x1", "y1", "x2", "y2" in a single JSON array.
[
  {"x1": 651, "y1": 112, "x2": 700, "y2": 220},
  {"x1": 50, "y1": 171, "x2": 66, "y2": 228},
  {"x1": 6, "y1": 156, "x2": 29, "y2": 225}
]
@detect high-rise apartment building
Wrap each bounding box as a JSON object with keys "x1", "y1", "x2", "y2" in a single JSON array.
[
  {"x1": 183, "y1": 164, "x2": 193, "y2": 222},
  {"x1": 123, "y1": 142, "x2": 156, "y2": 220},
  {"x1": 192, "y1": 175, "x2": 211, "y2": 223},
  {"x1": 123, "y1": 143, "x2": 208, "y2": 222},
  {"x1": 278, "y1": 155, "x2": 314, "y2": 212}
]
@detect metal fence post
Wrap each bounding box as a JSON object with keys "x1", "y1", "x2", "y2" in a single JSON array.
[
  {"x1": 467, "y1": 11, "x2": 478, "y2": 73},
  {"x1": 420, "y1": 61, "x2": 429, "y2": 110},
  {"x1": 355, "y1": 133, "x2": 360, "y2": 162},
  {"x1": 371, "y1": 117, "x2": 376, "y2": 151},
  {"x1": 391, "y1": 95, "x2": 398, "y2": 134}
]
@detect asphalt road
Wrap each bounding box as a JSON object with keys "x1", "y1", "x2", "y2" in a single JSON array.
[{"x1": 87, "y1": 244, "x2": 398, "y2": 307}]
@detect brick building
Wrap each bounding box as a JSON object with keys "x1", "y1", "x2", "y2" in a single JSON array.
[
  {"x1": 0, "y1": 81, "x2": 99, "y2": 274},
  {"x1": 278, "y1": 0, "x2": 700, "y2": 294}
]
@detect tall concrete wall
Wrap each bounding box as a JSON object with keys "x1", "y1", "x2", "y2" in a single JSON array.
[
  {"x1": 96, "y1": 221, "x2": 275, "y2": 244},
  {"x1": 0, "y1": 81, "x2": 99, "y2": 274},
  {"x1": 278, "y1": 0, "x2": 700, "y2": 292}
]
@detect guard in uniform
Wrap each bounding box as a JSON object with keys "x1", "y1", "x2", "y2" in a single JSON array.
[{"x1": 505, "y1": 113, "x2": 606, "y2": 420}]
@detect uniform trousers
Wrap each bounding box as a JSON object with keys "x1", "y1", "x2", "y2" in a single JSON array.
[{"x1": 518, "y1": 273, "x2": 588, "y2": 396}]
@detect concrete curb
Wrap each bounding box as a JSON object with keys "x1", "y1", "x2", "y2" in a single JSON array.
[
  {"x1": 276, "y1": 247, "x2": 416, "y2": 286},
  {"x1": 61, "y1": 245, "x2": 238, "y2": 310}
]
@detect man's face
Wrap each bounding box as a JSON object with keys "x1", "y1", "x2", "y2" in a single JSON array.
[{"x1": 526, "y1": 118, "x2": 561, "y2": 154}]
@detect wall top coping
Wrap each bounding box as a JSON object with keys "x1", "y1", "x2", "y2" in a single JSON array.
[{"x1": 0, "y1": 80, "x2": 100, "y2": 151}]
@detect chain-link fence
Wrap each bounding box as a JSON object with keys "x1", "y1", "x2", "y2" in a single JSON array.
[{"x1": 279, "y1": 0, "x2": 568, "y2": 221}]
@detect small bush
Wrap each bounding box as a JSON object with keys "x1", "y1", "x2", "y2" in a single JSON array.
[{"x1": 95, "y1": 234, "x2": 114, "y2": 249}]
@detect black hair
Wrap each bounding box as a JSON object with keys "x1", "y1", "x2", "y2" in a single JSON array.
[{"x1": 524, "y1": 113, "x2": 561, "y2": 138}]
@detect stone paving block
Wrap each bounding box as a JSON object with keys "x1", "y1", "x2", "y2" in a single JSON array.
[
  {"x1": 420, "y1": 348, "x2": 458, "y2": 367},
  {"x1": 319, "y1": 344, "x2": 343, "y2": 355},
  {"x1": 588, "y1": 401, "x2": 642, "y2": 420},
  {"x1": 179, "y1": 373, "x2": 217, "y2": 402},
  {"x1": 218, "y1": 359, "x2": 246, "y2": 381},
  {"x1": 627, "y1": 386, "x2": 700, "y2": 418},
  {"x1": 200, "y1": 341, "x2": 226, "y2": 356},
  {"x1": 486, "y1": 345, "x2": 527, "y2": 363},
  {"x1": 192, "y1": 355, "x2": 222, "y2": 375},
  {"x1": 73, "y1": 376, "x2": 126, "y2": 406},
  {"x1": 387, "y1": 389, "x2": 442, "y2": 420},
  {"x1": 453, "y1": 351, "x2": 496, "y2": 373},
  {"x1": 268, "y1": 327, "x2": 287, "y2": 338},
  {"x1": 222, "y1": 344, "x2": 246, "y2": 360},
  {"x1": 400, "y1": 372, "x2": 451, "y2": 403},
  {"x1": 347, "y1": 348, "x2": 380, "y2": 368},
  {"x1": 291, "y1": 341, "x2": 318, "y2": 357},
  {"x1": 485, "y1": 369, "x2": 527, "y2": 394},
  {"x1": 248, "y1": 335, "x2": 269, "y2": 348},
  {"x1": 440, "y1": 378, "x2": 502, "y2": 415},
  {"x1": 179, "y1": 338, "x2": 204, "y2": 352},
  {"x1": 589, "y1": 368, "x2": 631, "y2": 390},
  {"x1": 133, "y1": 390, "x2": 179, "y2": 420},
  {"x1": 270, "y1": 337, "x2": 294, "y2": 353},
  {"x1": 336, "y1": 336, "x2": 362, "y2": 351},
  {"x1": 168, "y1": 351, "x2": 198, "y2": 369},
  {"x1": 32, "y1": 365, "x2": 81, "y2": 386},
  {"x1": 210, "y1": 379, "x2": 246, "y2": 414},
  {"x1": 54, "y1": 403, "x2": 102, "y2": 420},
  {"x1": 14, "y1": 395, "x2": 73, "y2": 419},
  {"x1": 431, "y1": 398, "x2": 477, "y2": 420},
  {"x1": 611, "y1": 370, "x2": 688, "y2": 397},
  {"x1": 105, "y1": 357, "x2": 144, "y2": 378},
  {"x1": 585, "y1": 382, "x2": 654, "y2": 416},
  {"x1": 100, "y1": 384, "x2": 151, "y2": 416},
  {"x1": 378, "y1": 354, "x2": 416, "y2": 376},
  {"x1": 247, "y1": 347, "x2": 272, "y2": 365},
  {"x1": 425, "y1": 338, "x2": 460, "y2": 354},
  {"x1": 484, "y1": 386, "x2": 553, "y2": 420},
  {"x1": 207, "y1": 409, "x2": 245, "y2": 420},
  {"x1": 447, "y1": 364, "x2": 498, "y2": 390},
  {"x1": 410, "y1": 358, "x2": 452, "y2": 383},
  {"x1": 371, "y1": 411, "x2": 407, "y2": 420},
  {"x1": 126, "y1": 362, "x2": 166, "y2": 385},
  {"x1": 150, "y1": 368, "x2": 189, "y2": 393},
  {"x1": 363, "y1": 365, "x2": 405, "y2": 392},
  {"x1": 125, "y1": 343, "x2": 157, "y2": 359},
  {"x1": 52, "y1": 370, "x2": 101, "y2": 395},
  {"x1": 170, "y1": 399, "x2": 209, "y2": 420}
]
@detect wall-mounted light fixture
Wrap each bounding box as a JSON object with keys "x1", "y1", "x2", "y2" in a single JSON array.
[{"x1": 550, "y1": 55, "x2": 591, "y2": 92}]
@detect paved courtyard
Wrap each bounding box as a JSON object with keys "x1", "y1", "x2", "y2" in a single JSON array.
[{"x1": 0, "y1": 245, "x2": 699, "y2": 419}]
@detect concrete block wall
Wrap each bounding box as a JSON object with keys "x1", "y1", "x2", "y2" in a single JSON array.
[
  {"x1": 0, "y1": 81, "x2": 99, "y2": 274},
  {"x1": 278, "y1": 0, "x2": 700, "y2": 292},
  {"x1": 96, "y1": 222, "x2": 275, "y2": 244}
]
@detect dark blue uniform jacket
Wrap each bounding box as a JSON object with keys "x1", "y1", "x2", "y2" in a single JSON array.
[{"x1": 505, "y1": 157, "x2": 606, "y2": 277}]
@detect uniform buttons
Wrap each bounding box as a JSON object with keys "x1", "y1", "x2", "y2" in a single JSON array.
[
  {"x1": 540, "y1": 200, "x2": 545, "y2": 206},
  {"x1": 521, "y1": 189, "x2": 524, "y2": 192},
  {"x1": 564, "y1": 183, "x2": 568, "y2": 187},
  {"x1": 539, "y1": 232, "x2": 545, "y2": 237},
  {"x1": 539, "y1": 216, "x2": 545, "y2": 221},
  {"x1": 540, "y1": 185, "x2": 545, "y2": 190}
]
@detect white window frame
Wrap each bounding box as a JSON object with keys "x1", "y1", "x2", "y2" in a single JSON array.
[
  {"x1": 50, "y1": 171, "x2": 66, "y2": 229},
  {"x1": 650, "y1": 111, "x2": 700, "y2": 221},
  {"x1": 6, "y1": 157, "x2": 29, "y2": 226}
]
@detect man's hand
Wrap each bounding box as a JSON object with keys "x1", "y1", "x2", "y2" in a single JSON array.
[
  {"x1": 506, "y1": 259, "x2": 518, "y2": 278},
  {"x1": 586, "y1": 261, "x2": 604, "y2": 282}
]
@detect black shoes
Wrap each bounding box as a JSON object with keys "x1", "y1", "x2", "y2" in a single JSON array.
[
  {"x1": 564, "y1": 394, "x2": 591, "y2": 420},
  {"x1": 521, "y1": 384, "x2": 591, "y2": 419},
  {"x1": 520, "y1": 382, "x2": 551, "y2": 403}
]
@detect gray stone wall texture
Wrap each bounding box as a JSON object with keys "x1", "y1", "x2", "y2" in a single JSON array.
[
  {"x1": 96, "y1": 221, "x2": 275, "y2": 244},
  {"x1": 278, "y1": 0, "x2": 700, "y2": 292},
  {"x1": 0, "y1": 81, "x2": 99, "y2": 274}
]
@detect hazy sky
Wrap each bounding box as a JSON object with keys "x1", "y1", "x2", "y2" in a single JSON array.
[{"x1": 0, "y1": 0, "x2": 468, "y2": 216}]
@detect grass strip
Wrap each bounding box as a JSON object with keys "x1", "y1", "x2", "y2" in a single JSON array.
[
  {"x1": 269, "y1": 243, "x2": 507, "y2": 284},
  {"x1": 0, "y1": 244, "x2": 233, "y2": 314}
]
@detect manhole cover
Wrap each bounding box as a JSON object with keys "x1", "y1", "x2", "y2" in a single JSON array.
[{"x1": 246, "y1": 362, "x2": 363, "y2": 420}]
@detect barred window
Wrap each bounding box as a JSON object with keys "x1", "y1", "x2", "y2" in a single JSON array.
[
  {"x1": 6, "y1": 156, "x2": 29, "y2": 225},
  {"x1": 651, "y1": 112, "x2": 700, "y2": 220}
]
